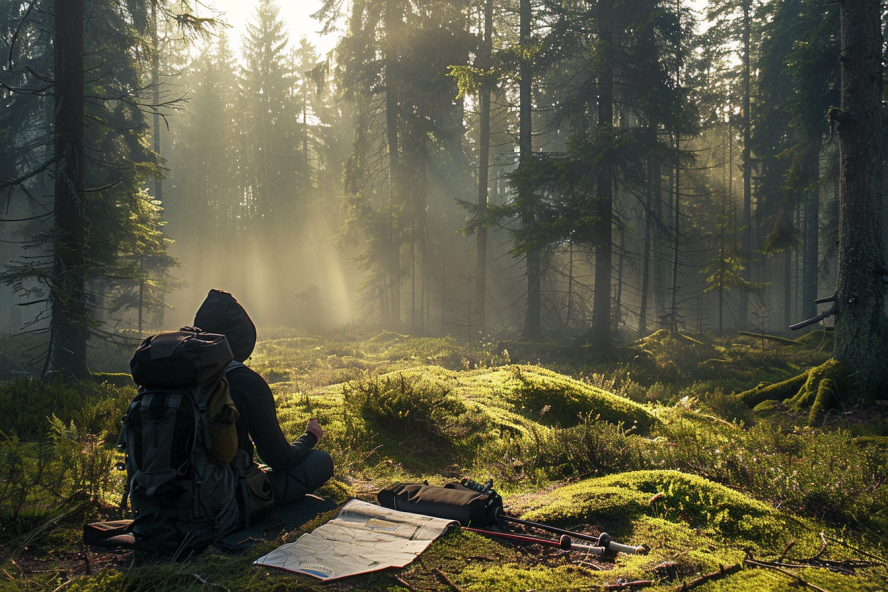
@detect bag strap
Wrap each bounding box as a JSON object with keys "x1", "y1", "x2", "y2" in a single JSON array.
[
  {"x1": 224, "y1": 360, "x2": 246, "y2": 374},
  {"x1": 149, "y1": 333, "x2": 190, "y2": 360},
  {"x1": 133, "y1": 393, "x2": 184, "y2": 496}
]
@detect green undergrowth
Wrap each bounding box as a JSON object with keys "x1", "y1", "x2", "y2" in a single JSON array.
[
  {"x1": 1, "y1": 327, "x2": 886, "y2": 591},
  {"x1": 274, "y1": 364, "x2": 657, "y2": 479}
]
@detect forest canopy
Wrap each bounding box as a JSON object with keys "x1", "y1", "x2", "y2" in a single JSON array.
[{"x1": 0, "y1": 0, "x2": 886, "y2": 387}]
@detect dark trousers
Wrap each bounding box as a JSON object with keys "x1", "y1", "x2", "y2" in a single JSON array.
[{"x1": 266, "y1": 449, "x2": 335, "y2": 506}]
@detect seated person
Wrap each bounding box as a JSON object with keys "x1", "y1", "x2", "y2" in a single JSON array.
[{"x1": 194, "y1": 289, "x2": 334, "y2": 512}]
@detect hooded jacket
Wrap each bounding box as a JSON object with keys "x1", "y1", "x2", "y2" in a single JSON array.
[{"x1": 194, "y1": 290, "x2": 316, "y2": 469}]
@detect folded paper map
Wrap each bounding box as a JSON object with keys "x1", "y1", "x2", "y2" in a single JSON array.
[{"x1": 253, "y1": 499, "x2": 457, "y2": 580}]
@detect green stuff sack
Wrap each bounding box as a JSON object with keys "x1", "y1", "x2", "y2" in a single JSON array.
[
  {"x1": 205, "y1": 376, "x2": 239, "y2": 466},
  {"x1": 377, "y1": 482, "x2": 503, "y2": 527}
]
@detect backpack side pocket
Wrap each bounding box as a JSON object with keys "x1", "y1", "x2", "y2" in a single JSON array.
[{"x1": 205, "y1": 377, "x2": 239, "y2": 466}]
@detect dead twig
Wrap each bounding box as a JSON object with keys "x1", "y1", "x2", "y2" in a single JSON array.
[
  {"x1": 394, "y1": 575, "x2": 418, "y2": 591},
  {"x1": 745, "y1": 559, "x2": 832, "y2": 592},
  {"x1": 822, "y1": 534, "x2": 888, "y2": 566},
  {"x1": 792, "y1": 533, "x2": 829, "y2": 562},
  {"x1": 603, "y1": 580, "x2": 653, "y2": 589},
  {"x1": 778, "y1": 540, "x2": 796, "y2": 562},
  {"x1": 576, "y1": 560, "x2": 603, "y2": 570},
  {"x1": 674, "y1": 563, "x2": 742, "y2": 591},
  {"x1": 432, "y1": 567, "x2": 463, "y2": 592},
  {"x1": 190, "y1": 573, "x2": 231, "y2": 592},
  {"x1": 50, "y1": 580, "x2": 73, "y2": 592}
]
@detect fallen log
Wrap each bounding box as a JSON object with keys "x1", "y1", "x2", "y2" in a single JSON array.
[{"x1": 738, "y1": 331, "x2": 802, "y2": 346}]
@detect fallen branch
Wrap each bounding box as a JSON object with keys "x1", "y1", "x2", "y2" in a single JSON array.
[
  {"x1": 432, "y1": 568, "x2": 463, "y2": 592},
  {"x1": 603, "y1": 580, "x2": 653, "y2": 590},
  {"x1": 674, "y1": 564, "x2": 741, "y2": 591},
  {"x1": 190, "y1": 573, "x2": 230, "y2": 592},
  {"x1": 739, "y1": 332, "x2": 801, "y2": 346},
  {"x1": 822, "y1": 534, "x2": 888, "y2": 566},
  {"x1": 745, "y1": 559, "x2": 831, "y2": 592},
  {"x1": 394, "y1": 575, "x2": 418, "y2": 591},
  {"x1": 50, "y1": 580, "x2": 73, "y2": 592}
]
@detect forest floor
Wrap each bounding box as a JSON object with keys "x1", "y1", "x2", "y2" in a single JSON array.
[{"x1": 0, "y1": 327, "x2": 886, "y2": 591}]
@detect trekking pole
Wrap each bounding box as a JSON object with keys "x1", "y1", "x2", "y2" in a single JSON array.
[
  {"x1": 497, "y1": 515, "x2": 647, "y2": 555},
  {"x1": 498, "y1": 515, "x2": 599, "y2": 544},
  {"x1": 463, "y1": 527, "x2": 607, "y2": 555}
]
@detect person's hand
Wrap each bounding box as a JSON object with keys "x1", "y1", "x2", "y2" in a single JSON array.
[{"x1": 306, "y1": 417, "x2": 324, "y2": 442}]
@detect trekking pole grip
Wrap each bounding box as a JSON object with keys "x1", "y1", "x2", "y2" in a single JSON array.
[{"x1": 598, "y1": 533, "x2": 648, "y2": 555}]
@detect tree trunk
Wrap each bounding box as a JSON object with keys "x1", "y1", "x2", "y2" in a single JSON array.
[
  {"x1": 567, "y1": 240, "x2": 574, "y2": 327},
  {"x1": 670, "y1": 132, "x2": 680, "y2": 332},
  {"x1": 652, "y1": 156, "x2": 666, "y2": 324},
  {"x1": 151, "y1": 2, "x2": 164, "y2": 329},
  {"x1": 385, "y1": 0, "x2": 401, "y2": 328},
  {"x1": 833, "y1": 0, "x2": 888, "y2": 395},
  {"x1": 614, "y1": 225, "x2": 625, "y2": 334},
  {"x1": 474, "y1": 0, "x2": 493, "y2": 336},
  {"x1": 51, "y1": 0, "x2": 90, "y2": 379},
  {"x1": 589, "y1": 0, "x2": 613, "y2": 350},
  {"x1": 638, "y1": 155, "x2": 653, "y2": 337},
  {"x1": 739, "y1": 0, "x2": 752, "y2": 330},
  {"x1": 783, "y1": 247, "x2": 791, "y2": 331},
  {"x1": 802, "y1": 157, "x2": 819, "y2": 320},
  {"x1": 519, "y1": 0, "x2": 543, "y2": 341}
]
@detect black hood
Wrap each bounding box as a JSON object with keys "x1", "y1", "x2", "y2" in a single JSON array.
[{"x1": 193, "y1": 289, "x2": 257, "y2": 362}]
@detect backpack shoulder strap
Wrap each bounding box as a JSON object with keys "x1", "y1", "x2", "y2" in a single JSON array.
[{"x1": 224, "y1": 360, "x2": 247, "y2": 374}]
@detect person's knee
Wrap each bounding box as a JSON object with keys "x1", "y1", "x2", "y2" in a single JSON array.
[{"x1": 308, "y1": 449, "x2": 334, "y2": 488}]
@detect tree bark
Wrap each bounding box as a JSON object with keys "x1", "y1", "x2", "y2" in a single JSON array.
[
  {"x1": 638, "y1": 154, "x2": 654, "y2": 337},
  {"x1": 802, "y1": 156, "x2": 819, "y2": 320},
  {"x1": 589, "y1": 0, "x2": 613, "y2": 350},
  {"x1": 385, "y1": 0, "x2": 401, "y2": 328},
  {"x1": 833, "y1": 0, "x2": 888, "y2": 395},
  {"x1": 151, "y1": 1, "x2": 164, "y2": 328},
  {"x1": 670, "y1": 132, "x2": 680, "y2": 332},
  {"x1": 519, "y1": 0, "x2": 543, "y2": 341},
  {"x1": 739, "y1": 0, "x2": 752, "y2": 330},
  {"x1": 51, "y1": 0, "x2": 90, "y2": 379},
  {"x1": 474, "y1": 0, "x2": 493, "y2": 336}
]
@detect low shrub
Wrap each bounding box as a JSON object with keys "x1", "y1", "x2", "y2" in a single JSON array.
[
  {"x1": 0, "y1": 379, "x2": 134, "y2": 441},
  {"x1": 340, "y1": 372, "x2": 490, "y2": 470}
]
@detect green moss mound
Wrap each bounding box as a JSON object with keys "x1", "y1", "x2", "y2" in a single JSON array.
[
  {"x1": 517, "y1": 470, "x2": 794, "y2": 548},
  {"x1": 453, "y1": 365, "x2": 658, "y2": 434}
]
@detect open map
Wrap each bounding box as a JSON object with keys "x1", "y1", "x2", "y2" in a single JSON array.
[{"x1": 253, "y1": 499, "x2": 458, "y2": 580}]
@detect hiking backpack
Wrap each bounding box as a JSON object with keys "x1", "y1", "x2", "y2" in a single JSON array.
[{"x1": 119, "y1": 327, "x2": 242, "y2": 555}]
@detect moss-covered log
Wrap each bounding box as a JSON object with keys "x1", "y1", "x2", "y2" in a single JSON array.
[
  {"x1": 736, "y1": 360, "x2": 855, "y2": 426},
  {"x1": 735, "y1": 372, "x2": 809, "y2": 408}
]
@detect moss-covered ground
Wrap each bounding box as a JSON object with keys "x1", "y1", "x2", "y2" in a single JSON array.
[{"x1": 0, "y1": 328, "x2": 885, "y2": 591}]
